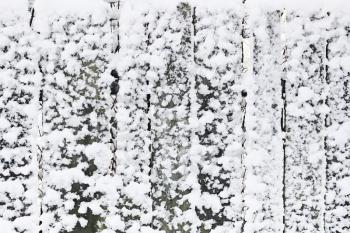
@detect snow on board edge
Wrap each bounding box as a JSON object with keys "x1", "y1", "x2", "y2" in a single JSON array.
[
  {"x1": 32, "y1": 0, "x2": 110, "y2": 33},
  {"x1": 246, "y1": 0, "x2": 350, "y2": 14},
  {"x1": 113, "y1": 0, "x2": 350, "y2": 13}
]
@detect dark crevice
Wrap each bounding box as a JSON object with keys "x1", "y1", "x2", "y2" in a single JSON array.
[
  {"x1": 281, "y1": 30, "x2": 287, "y2": 232},
  {"x1": 241, "y1": 16, "x2": 249, "y2": 39},
  {"x1": 147, "y1": 78, "x2": 153, "y2": 179},
  {"x1": 29, "y1": 8, "x2": 35, "y2": 27},
  {"x1": 39, "y1": 89, "x2": 43, "y2": 102},
  {"x1": 240, "y1": 90, "x2": 247, "y2": 233},
  {"x1": 116, "y1": 0, "x2": 120, "y2": 53},
  {"x1": 240, "y1": 0, "x2": 252, "y2": 229},
  {"x1": 37, "y1": 56, "x2": 45, "y2": 233},
  {"x1": 281, "y1": 78, "x2": 287, "y2": 132},
  {"x1": 241, "y1": 42, "x2": 244, "y2": 64},
  {"x1": 110, "y1": 1, "x2": 120, "y2": 53},
  {"x1": 192, "y1": 7, "x2": 197, "y2": 39},
  {"x1": 144, "y1": 18, "x2": 155, "y2": 228},
  {"x1": 109, "y1": 69, "x2": 120, "y2": 175},
  {"x1": 281, "y1": 77, "x2": 287, "y2": 233},
  {"x1": 39, "y1": 206, "x2": 43, "y2": 233},
  {"x1": 240, "y1": 4, "x2": 249, "y2": 232},
  {"x1": 323, "y1": 38, "x2": 331, "y2": 233}
]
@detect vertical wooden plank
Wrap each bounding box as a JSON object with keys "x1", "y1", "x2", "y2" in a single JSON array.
[
  {"x1": 0, "y1": 2, "x2": 39, "y2": 232},
  {"x1": 284, "y1": 11, "x2": 329, "y2": 233},
  {"x1": 324, "y1": 13, "x2": 350, "y2": 233},
  {"x1": 193, "y1": 5, "x2": 244, "y2": 233},
  {"x1": 244, "y1": 9, "x2": 284, "y2": 233},
  {"x1": 111, "y1": 3, "x2": 154, "y2": 232},
  {"x1": 150, "y1": 3, "x2": 194, "y2": 232},
  {"x1": 38, "y1": 13, "x2": 112, "y2": 233}
]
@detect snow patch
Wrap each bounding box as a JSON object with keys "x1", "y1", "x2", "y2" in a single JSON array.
[
  {"x1": 105, "y1": 215, "x2": 125, "y2": 231},
  {"x1": 33, "y1": 0, "x2": 109, "y2": 33},
  {"x1": 0, "y1": 118, "x2": 11, "y2": 130},
  {"x1": 338, "y1": 177, "x2": 350, "y2": 195},
  {"x1": 246, "y1": 0, "x2": 350, "y2": 14},
  {"x1": 0, "y1": 0, "x2": 27, "y2": 14},
  {"x1": 298, "y1": 86, "x2": 315, "y2": 102},
  {"x1": 329, "y1": 121, "x2": 350, "y2": 145}
]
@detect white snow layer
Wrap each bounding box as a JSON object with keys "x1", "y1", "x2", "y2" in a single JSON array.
[
  {"x1": 14, "y1": 0, "x2": 350, "y2": 15},
  {"x1": 33, "y1": 0, "x2": 110, "y2": 32},
  {"x1": 2, "y1": 0, "x2": 348, "y2": 27},
  {"x1": 120, "y1": 0, "x2": 350, "y2": 13},
  {"x1": 0, "y1": 0, "x2": 27, "y2": 18},
  {"x1": 1, "y1": 0, "x2": 349, "y2": 232},
  {"x1": 33, "y1": 0, "x2": 108, "y2": 16},
  {"x1": 0, "y1": 0, "x2": 27, "y2": 12},
  {"x1": 0, "y1": 0, "x2": 349, "y2": 15},
  {"x1": 247, "y1": 0, "x2": 350, "y2": 14}
]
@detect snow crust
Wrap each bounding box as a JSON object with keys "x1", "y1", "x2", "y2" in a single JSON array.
[
  {"x1": 0, "y1": 0, "x2": 27, "y2": 13},
  {"x1": 34, "y1": 0, "x2": 108, "y2": 16},
  {"x1": 246, "y1": 0, "x2": 350, "y2": 14},
  {"x1": 3, "y1": 0, "x2": 350, "y2": 16},
  {"x1": 33, "y1": 0, "x2": 110, "y2": 33},
  {"x1": 125, "y1": 0, "x2": 242, "y2": 9},
  {"x1": 0, "y1": 0, "x2": 28, "y2": 20},
  {"x1": 1, "y1": 0, "x2": 350, "y2": 232},
  {"x1": 121, "y1": 0, "x2": 350, "y2": 13}
]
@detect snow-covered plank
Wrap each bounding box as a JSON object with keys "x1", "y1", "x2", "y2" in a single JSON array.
[
  {"x1": 325, "y1": 14, "x2": 350, "y2": 233},
  {"x1": 35, "y1": 11, "x2": 113, "y2": 233},
  {"x1": 109, "y1": 3, "x2": 155, "y2": 232},
  {"x1": 149, "y1": 3, "x2": 196, "y2": 232},
  {"x1": 192, "y1": 6, "x2": 244, "y2": 233},
  {"x1": 0, "y1": 0, "x2": 28, "y2": 19},
  {"x1": 284, "y1": 11, "x2": 329, "y2": 233},
  {"x1": 0, "y1": 0, "x2": 39, "y2": 232},
  {"x1": 243, "y1": 9, "x2": 284, "y2": 233}
]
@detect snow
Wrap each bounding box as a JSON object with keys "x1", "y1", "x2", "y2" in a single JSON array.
[
  {"x1": 246, "y1": 0, "x2": 350, "y2": 14},
  {"x1": 329, "y1": 121, "x2": 350, "y2": 145},
  {"x1": 0, "y1": 0, "x2": 27, "y2": 14},
  {"x1": 47, "y1": 168, "x2": 87, "y2": 190},
  {"x1": 43, "y1": 188, "x2": 61, "y2": 205},
  {"x1": 201, "y1": 193, "x2": 223, "y2": 213},
  {"x1": 0, "y1": 219, "x2": 16, "y2": 233},
  {"x1": 338, "y1": 177, "x2": 350, "y2": 195},
  {"x1": 298, "y1": 86, "x2": 315, "y2": 102},
  {"x1": 33, "y1": 0, "x2": 109, "y2": 33},
  {"x1": 34, "y1": 0, "x2": 108, "y2": 17},
  {"x1": 1, "y1": 1, "x2": 349, "y2": 232},
  {"x1": 105, "y1": 215, "x2": 125, "y2": 231},
  {"x1": 0, "y1": 118, "x2": 11, "y2": 130},
  {"x1": 61, "y1": 214, "x2": 78, "y2": 231},
  {"x1": 118, "y1": 0, "x2": 350, "y2": 12},
  {"x1": 3, "y1": 127, "x2": 21, "y2": 144},
  {"x1": 0, "y1": 180, "x2": 24, "y2": 197}
]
